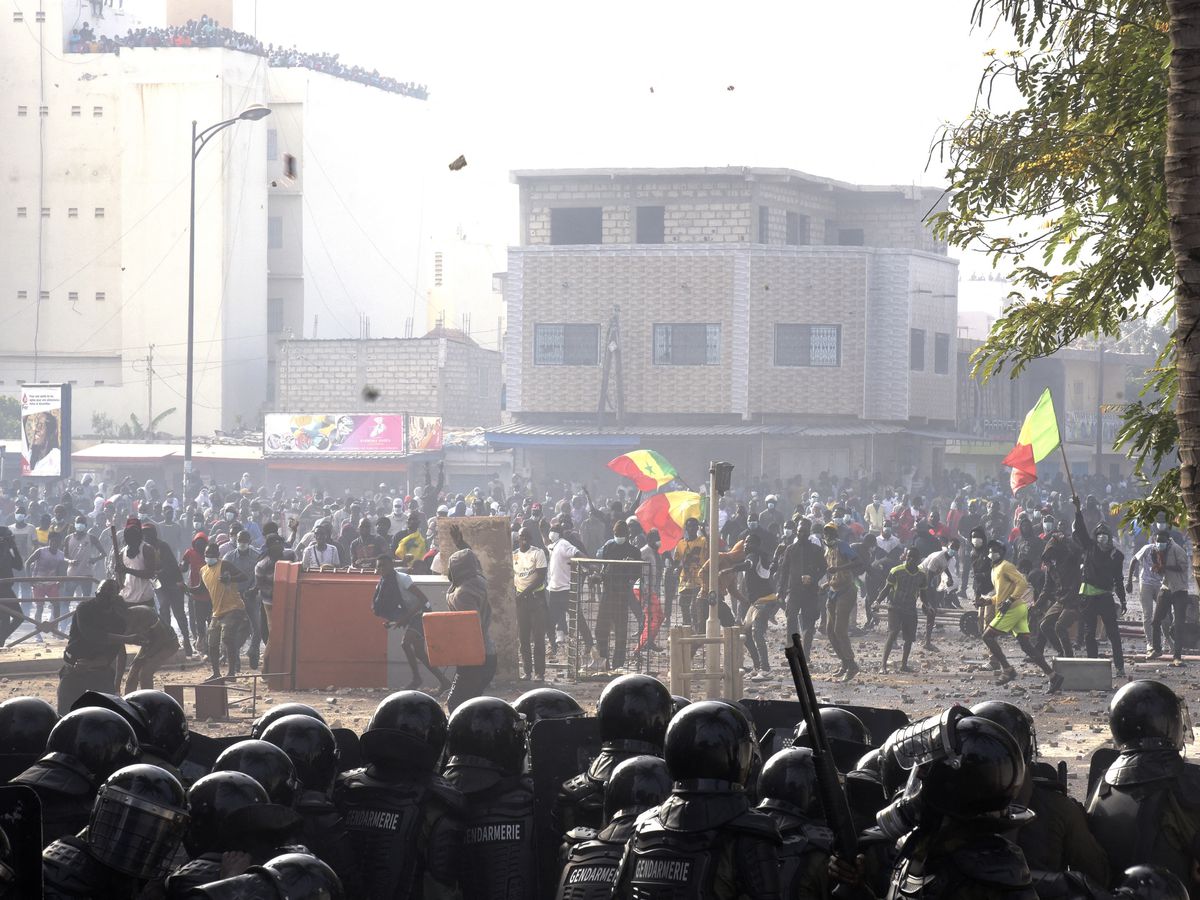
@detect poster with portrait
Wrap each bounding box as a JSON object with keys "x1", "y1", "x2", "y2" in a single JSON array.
[
  {"x1": 20, "y1": 384, "x2": 71, "y2": 479},
  {"x1": 407, "y1": 415, "x2": 443, "y2": 452}
]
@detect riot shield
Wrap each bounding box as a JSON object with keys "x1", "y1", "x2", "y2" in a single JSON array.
[
  {"x1": 739, "y1": 699, "x2": 910, "y2": 747},
  {"x1": 529, "y1": 716, "x2": 602, "y2": 899},
  {"x1": 179, "y1": 732, "x2": 252, "y2": 786},
  {"x1": 757, "y1": 726, "x2": 869, "y2": 774},
  {"x1": 0, "y1": 785, "x2": 42, "y2": 898},
  {"x1": 1086, "y1": 746, "x2": 1120, "y2": 799}
]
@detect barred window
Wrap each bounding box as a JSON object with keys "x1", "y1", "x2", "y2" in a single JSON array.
[
  {"x1": 774, "y1": 324, "x2": 841, "y2": 367},
  {"x1": 653, "y1": 324, "x2": 720, "y2": 366},
  {"x1": 534, "y1": 324, "x2": 599, "y2": 366}
]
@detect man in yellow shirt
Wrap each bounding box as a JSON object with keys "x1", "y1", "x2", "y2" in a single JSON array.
[
  {"x1": 186, "y1": 542, "x2": 249, "y2": 682},
  {"x1": 672, "y1": 518, "x2": 707, "y2": 627},
  {"x1": 393, "y1": 512, "x2": 428, "y2": 567},
  {"x1": 983, "y1": 540, "x2": 1062, "y2": 692}
]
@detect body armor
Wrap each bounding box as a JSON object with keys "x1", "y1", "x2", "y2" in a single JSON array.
[
  {"x1": 42, "y1": 835, "x2": 141, "y2": 900},
  {"x1": 613, "y1": 784, "x2": 782, "y2": 900},
  {"x1": 887, "y1": 832, "x2": 1036, "y2": 900},
  {"x1": 12, "y1": 753, "x2": 95, "y2": 846},
  {"x1": 295, "y1": 790, "x2": 360, "y2": 893},
  {"x1": 165, "y1": 852, "x2": 222, "y2": 898},
  {"x1": 557, "y1": 743, "x2": 656, "y2": 832},
  {"x1": 556, "y1": 818, "x2": 635, "y2": 900},
  {"x1": 759, "y1": 802, "x2": 833, "y2": 900},
  {"x1": 333, "y1": 767, "x2": 464, "y2": 898},
  {"x1": 1087, "y1": 752, "x2": 1200, "y2": 885},
  {"x1": 456, "y1": 776, "x2": 536, "y2": 900}
]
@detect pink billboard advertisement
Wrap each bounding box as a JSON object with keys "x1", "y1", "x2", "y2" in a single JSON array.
[{"x1": 264, "y1": 414, "x2": 407, "y2": 456}]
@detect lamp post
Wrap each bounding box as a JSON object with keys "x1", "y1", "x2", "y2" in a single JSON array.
[
  {"x1": 706, "y1": 461, "x2": 734, "y2": 696},
  {"x1": 184, "y1": 104, "x2": 271, "y2": 502}
]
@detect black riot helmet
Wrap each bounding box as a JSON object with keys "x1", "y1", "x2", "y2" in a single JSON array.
[
  {"x1": 671, "y1": 695, "x2": 691, "y2": 715},
  {"x1": 445, "y1": 697, "x2": 527, "y2": 777},
  {"x1": 213, "y1": 740, "x2": 301, "y2": 806},
  {"x1": 125, "y1": 690, "x2": 191, "y2": 766},
  {"x1": 1114, "y1": 865, "x2": 1190, "y2": 900},
  {"x1": 921, "y1": 716, "x2": 1025, "y2": 820},
  {"x1": 664, "y1": 700, "x2": 756, "y2": 786},
  {"x1": 0, "y1": 696, "x2": 58, "y2": 754},
  {"x1": 759, "y1": 747, "x2": 819, "y2": 817},
  {"x1": 513, "y1": 688, "x2": 584, "y2": 726},
  {"x1": 1109, "y1": 680, "x2": 1191, "y2": 752},
  {"x1": 45, "y1": 707, "x2": 140, "y2": 782},
  {"x1": 184, "y1": 771, "x2": 272, "y2": 856},
  {"x1": 260, "y1": 715, "x2": 340, "y2": 794},
  {"x1": 251, "y1": 703, "x2": 327, "y2": 740},
  {"x1": 794, "y1": 707, "x2": 873, "y2": 773},
  {"x1": 971, "y1": 700, "x2": 1037, "y2": 765},
  {"x1": 256, "y1": 853, "x2": 344, "y2": 899},
  {"x1": 88, "y1": 764, "x2": 189, "y2": 880},
  {"x1": 360, "y1": 690, "x2": 447, "y2": 771},
  {"x1": 597, "y1": 674, "x2": 673, "y2": 751},
  {"x1": 603, "y1": 755, "x2": 671, "y2": 822}
]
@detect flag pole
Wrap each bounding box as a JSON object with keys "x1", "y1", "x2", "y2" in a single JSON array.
[{"x1": 1051, "y1": 388, "x2": 1079, "y2": 500}]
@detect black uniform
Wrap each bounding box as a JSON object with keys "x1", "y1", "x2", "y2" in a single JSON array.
[
  {"x1": 293, "y1": 789, "x2": 360, "y2": 894},
  {"x1": 760, "y1": 799, "x2": 833, "y2": 900},
  {"x1": 888, "y1": 829, "x2": 1037, "y2": 900},
  {"x1": 1017, "y1": 766, "x2": 1109, "y2": 886},
  {"x1": 42, "y1": 835, "x2": 144, "y2": 900},
  {"x1": 1072, "y1": 507, "x2": 1127, "y2": 674},
  {"x1": 557, "y1": 815, "x2": 637, "y2": 900}
]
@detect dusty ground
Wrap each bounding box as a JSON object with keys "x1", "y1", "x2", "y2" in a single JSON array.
[{"x1": 3, "y1": 615, "x2": 1196, "y2": 801}]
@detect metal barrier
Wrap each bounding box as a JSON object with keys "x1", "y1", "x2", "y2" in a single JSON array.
[
  {"x1": 0, "y1": 575, "x2": 100, "y2": 648},
  {"x1": 565, "y1": 558, "x2": 667, "y2": 682}
]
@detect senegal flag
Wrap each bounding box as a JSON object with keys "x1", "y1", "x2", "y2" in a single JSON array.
[
  {"x1": 636, "y1": 491, "x2": 705, "y2": 552},
  {"x1": 1002, "y1": 388, "x2": 1060, "y2": 493},
  {"x1": 608, "y1": 449, "x2": 678, "y2": 491}
]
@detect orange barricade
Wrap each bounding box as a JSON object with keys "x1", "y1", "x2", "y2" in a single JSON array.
[{"x1": 423, "y1": 611, "x2": 486, "y2": 668}]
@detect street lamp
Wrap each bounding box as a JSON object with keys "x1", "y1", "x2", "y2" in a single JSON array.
[{"x1": 184, "y1": 104, "x2": 271, "y2": 502}]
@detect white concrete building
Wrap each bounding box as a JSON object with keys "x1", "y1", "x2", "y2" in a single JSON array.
[{"x1": 0, "y1": 2, "x2": 431, "y2": 440}]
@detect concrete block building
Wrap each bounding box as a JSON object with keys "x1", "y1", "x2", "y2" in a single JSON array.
[{"x1": 488, "y1": 167, "x2": 962, "y2": 486}]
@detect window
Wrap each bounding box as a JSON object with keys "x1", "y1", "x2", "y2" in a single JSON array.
[
  {"x1": 95, "y1": 291, "x2": 106, "y2": 301},
  {"x1": 653, "y1": 324, "x2": 720, "y2": 366},
  {"x1": 534, "y1": 324, "x2": 600, "y2": 365},
  {"x1": 40, "y1": 207, "x2": 49, "y2": 217},
  {"x1": 68, "y1": 207, "x2": 78, "y2": 217},
  {"x1": 68, "y1": 291, "x2": 78, "y2": 302},
  {"x1": 934, "y1": 332, "x2": 950, "y2": 375},
  {"x1": 94, "y1": 207, "x2": 104, "y2": 218},
  {"x1": 636, "y1": 206, "x2": 665, "y2": 243},
  {"x1": 775, "y1": 324, "x2": 842, "y2": 367},
  {"x1": 266, "y1": 128, "x2": 278, "y2": 161},
  {"x1": 758, "y1": 205, "x2": 771, "y2": 242},
  {"x1": 71, "y1": 106, "x2": 81, "y2": 117},
  {"x1": 16, "y1": 207, "x2": 26, "y2": 218},
  {"x1": 267, "y1": 297, "x2": 284, "y2": 333},
  {"x1": 16, "y1": 106, "x2": 27, "y2": 116},
  {"x1": 786, "y1": 212, "x2": 809, "y2": 246},
  {"x1": 16, "y1": 291, "x2": 27, "y2": 300},
  {"x1": 12, "y1": 12, "x2": 22, "y2": 21},
  {"x1": 268, "y1": 216, "x2": 283, "y2": 249},
  {"x1": 910, "y1": 328, "x2": 926, "y2": 371},
  {"x1": 838, "y1": 228, "x2": 865, "y2": 246},
  {"x1": 34, "y1": 10, "x2": 44, "y2": 22},
  {"x1": 39, "y1": 291, "x2": 49, "y2": 300},
  {"x1": 549, "y1": 207, "x2": 602, "y2": 244},
  {"x1": 92, "y1": 106, "x2": 103, "y2": 117},
  {"x1": 38, "y1": 105, "x2": 47, "y2": 116}
]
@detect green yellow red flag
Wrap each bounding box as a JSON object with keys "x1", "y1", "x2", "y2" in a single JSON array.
[
  {"x1": 607, "y1": 449, "x2": 678, "y2": 491},
  {"x1": 1002, "y1": 388, "x2": 1060, "y2": 492}
]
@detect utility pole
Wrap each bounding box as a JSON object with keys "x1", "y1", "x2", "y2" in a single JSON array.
[
  {"x1": 146, "y1": 344, "x2": 155, "y2": 434},
  {"x1": 1095, "y1": 342, "x2": 1105, "y2": 477}
]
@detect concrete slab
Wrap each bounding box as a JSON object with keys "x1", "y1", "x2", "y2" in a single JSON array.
[{"x1": 1053, "y1": 657, "x2": 1113, "y2": 692}]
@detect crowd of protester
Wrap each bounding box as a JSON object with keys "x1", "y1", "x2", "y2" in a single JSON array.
[{"x1": 67, "y1": 15, "x2": 429, "y2": 100}]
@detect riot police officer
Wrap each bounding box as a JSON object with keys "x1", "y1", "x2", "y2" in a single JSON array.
[
  {"x1": 611, "y1": 700, "x2": 783, "y2": 899},
  {"x1": 213, "y1": 740, "x2": 301, "y2": 808},
  {"x1": 43, "y1": 763, "x2": 189, "y2": 898},
  {"x1": 166, "y1": 770, "x2": 299, "y2": 897},
  {"x1": 11, "y1": 706, "x2": 140, "y2": 845},
  {"x1": 793, "y1": 706, "x2": 875, "y2": 774},
  {"x1": 556, "y1": 755, "x2": 671, "y2": 900},
  {"x1": 514, "y1": 687, "x2": 585, "y2": 727},
  {"x1": 1113, "y1": 865, "x2": 1190, "y2": 899},
  {"x1": 860, "y1": 708, "x2": 1037, "y2": 900},
  {"x1": 183, "y1": 852, "x2": 344, "y2": 899},
  {"x1": 125, "y1": 689, "x2": 191, "y2": 775},
  {"x1": 971, "y1": 700, "x2": 1109, "y2": 886},
  {"x1": 555, "y1": 673, "x2": 673, "y2": 833},
  {"x1": 0, "y1": 695, "x2": 57, "y2": 782},
  {"x1": 333, "y1": 690, "x2": 465, "y2": 898},
  {"x1": 757, "y1": 747, "x2": 834, "y2": 900},
  {"x1": 1087, "y1": 680, "x2": 1200, "y2": 893},
  {"x1": 261, "y1": 714, "x2": 359, "y2": 892},
  {"x1": 442, "y1": 696, "x2": 537, "y2": 899},
  {"x1": 251, "y1": 702, "x2": 327, "y2": 740}
]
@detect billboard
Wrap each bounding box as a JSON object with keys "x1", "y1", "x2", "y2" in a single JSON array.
[
  {"x1": 407, "y1": 415, "x2": 444, "y2": 452},
  {"x1": 20, "y1": 384, "x2": 71, "y2": 478},
  {"x1": 264, "y1": 414, "x2": 407, "y2": 456}
]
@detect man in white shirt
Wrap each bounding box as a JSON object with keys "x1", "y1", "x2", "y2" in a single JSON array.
[
  {"x1": 512, "y1": 524, "x2": 548, "y2": 681},
  {"x1": 300, "y1": 522, "x2": 341, "y2": 569},
  {"x1": 864, "y1": 495, "x2": 887, "y2": 534},
  {"x1": 546, "y1": 520, "x2": 579, "y2": 653}
]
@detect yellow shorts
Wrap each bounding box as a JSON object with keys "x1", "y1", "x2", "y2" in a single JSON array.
[{"x1": 989, "y1": 600, "x2": 1031, "y2": 636}]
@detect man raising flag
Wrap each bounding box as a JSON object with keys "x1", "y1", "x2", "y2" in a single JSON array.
[{"x1": 1002, "y1": 388, "x2": 1062, "y2": 493}]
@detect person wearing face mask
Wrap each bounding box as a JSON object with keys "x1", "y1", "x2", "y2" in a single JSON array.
[
  {"x1": 300, "y1": 521, "x2": 341, "y2": 569},
  {"x1": 1144, "y1": 525, "x2": 1191, "y2": 666},
  {"x1": 915, "y1": 540, "x2": 958, "y2": 653},
  {"x1": 1071, "y1": 494, "x2": 1128, "y2": 678},
  {"x1": 597, "y1": 520, "x2": 643, "y2": 671},
  {"x1": 9, "y1": 505, "x2": 35, "y2": 608},
  {"x1": 672, "y1": 518, "x2": 707, "y2": 629},
  {"x1": 967, "y1": 525, "x2": 994, "y2": 634},
  {"x1": 758, "y1": 494, "x2": 784, "y2": 536},
  {"x1": 181, "y1": 532, "x2": 212, "y2": 652},
  {"x1": 222, "y1": 528, "x2": 264, "y2": 669},
  {"x1": 186, "y1": 542, "x2": 249, "y2": 682},
  {"x1": 821, "y1": 522, "x2": 862, "y2": 682},
  {"x1": 875, "y1": 548, "x2": 925, "y2": 674},
  {"x1": 1128, "y1": 526, "x2": 1169, "y2": 652},
  {"x1": 981, "y1": 541, "x2": 1062, "y2": 691},
  {"x1": 512, "y1": 524, "x2": 549, "y2": 682},
  {"x1": 212, "y1": 504, "x2": 240, "y2": 539}
]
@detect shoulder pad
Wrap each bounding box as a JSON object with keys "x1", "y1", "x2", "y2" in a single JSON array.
[
  {"x1": 561, "y1": 772, "x2": 602, "y2": 800},
  {"x1": 12, "y1": 758, "x2": 93, "y2": 797},
  {"x1": 801, "y1": 822, "x2": 835, "y2": 852},
  {"x1": 727, "y1": 807, "x2": 784, "y2": 843},
  {"x1": 566, "y1": 826, "x2": 598, "y2": 843},
  {"x1": 426, "y1": 774, "x2": 467, "y2": 812},
  {"x1": 43, "y1": 837, "x2": 102, "y2": 893},
  {"x1": 949, "y1": 836, "x2": 1033, "y2": 888}
]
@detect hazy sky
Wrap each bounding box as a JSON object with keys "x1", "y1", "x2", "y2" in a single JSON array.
[{"x1": 251, "y1": 0, "x2": 1016, "y2": 312}]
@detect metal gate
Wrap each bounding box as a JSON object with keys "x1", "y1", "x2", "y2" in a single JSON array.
[{"x1": 564, "y1": 557, "x2": 667, "y2": 681}]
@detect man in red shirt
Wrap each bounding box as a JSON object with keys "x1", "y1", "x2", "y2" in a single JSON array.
[{"x1": 181, "y1": 532, "x2": 211, "y2": 653}]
